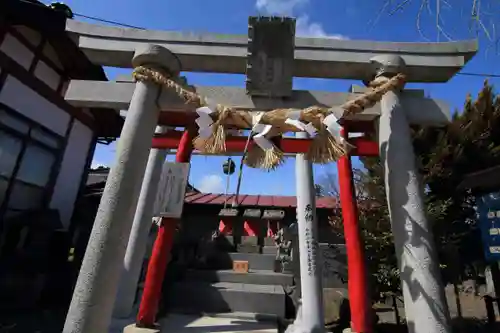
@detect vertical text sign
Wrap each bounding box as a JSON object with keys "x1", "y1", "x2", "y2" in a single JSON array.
[
  {"x1": 153, "y1": 162, "x2": 190, "y2": 218},
  {"x1": 304, "y1": 203, "x2": 318, "y2": 276}
]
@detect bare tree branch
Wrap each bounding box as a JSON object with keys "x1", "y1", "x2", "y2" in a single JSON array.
[{"x1": 378, "y1": 0, "x2": 500, "y2": 49}]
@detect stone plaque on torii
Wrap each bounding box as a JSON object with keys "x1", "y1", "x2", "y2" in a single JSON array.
[{"x1": 62, "y1": 16, "x2": 476, "y2": 333}]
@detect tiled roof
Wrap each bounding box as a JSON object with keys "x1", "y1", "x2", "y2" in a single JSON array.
[
  {"x1": 86, "y1": 168, "x2": 200, "y2": 193},
  {"x1": 184, "y1": 192, "x2": 339, "y2": 209},
  {"x1": 85, "y1": 169, "x2": 338, "y2": 208}
]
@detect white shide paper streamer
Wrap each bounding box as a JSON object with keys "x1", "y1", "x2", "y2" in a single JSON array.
[
  {"x1": 195, "y1": 100, "x2": 218, "y2": 138},
  {"x1": 284, "y1": 109, "x2": 317, "y2": 136},
  {"x1": 251, "y1": 112, "x2": 274, "y2": 151},
  {"x1": 323, "y1": 110, "x2": 345, "y2": 142}
]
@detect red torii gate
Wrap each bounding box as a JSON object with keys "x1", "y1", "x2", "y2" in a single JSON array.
[{"x1": 136, "y1": 123, "x2": 378, "y2": 332}]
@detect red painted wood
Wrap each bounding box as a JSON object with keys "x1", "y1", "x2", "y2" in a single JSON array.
[
  {"x1": 136, "y1": 128, "x2": 195, "y2": 328},
  {"x1": 219, "y1": 219, "x2": 233, "y2": 234},
  {"x1": 151, "y1": 131, "x2": 379, "y2": 156},
  {"x1": 136, "y1": 218, "x2": 176, "y2": 327},
  {"x1": 337, "y1": 128, "x2": 372, "y2": 333},
  {"x1": 267, "y1": 220, "x2": 278, "y2": 237},
  {"x1": 157, "y1": 112, "x2": 376, "y2": 134}
]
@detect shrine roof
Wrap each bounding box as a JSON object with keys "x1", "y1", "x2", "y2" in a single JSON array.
[
  {"x1": 184, "y1": 192, "x2": 338, "y2": 209},
  {"x1": 85, "y1": 168, "x2": 339, "y2": 209}
]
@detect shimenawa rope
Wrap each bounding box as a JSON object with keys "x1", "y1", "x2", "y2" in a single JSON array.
[{"x1": 132, "y1": 66, "x2": 406, "y2": 170}]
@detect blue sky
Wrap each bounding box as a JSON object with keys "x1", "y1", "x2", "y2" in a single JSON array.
[{"x1": 57, "y1": 0, "x2": 499, "y2": 196}]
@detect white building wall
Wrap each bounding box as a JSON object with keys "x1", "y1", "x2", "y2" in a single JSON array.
[
  {"x1": 42, "y1": 42, "x2": 63, "y2": 70},
  {"x1": 50, "y1": 120, "x2": 94, "y2": 228},
  {"x1": 34, "y1": 60, "x2": 60, "y2": 90},
  {"x1": 0, "y1": 33, "x2": 34, "y2": 70},
  {"x1": 12, "y1": 26, "x2": 42, "y2": 48},
  {"x1": 0, "y1": 29, "x2": 96, "y2": 228},
  {"x1": 0, "y1": 75, "x2": 70, "y2": 135}
]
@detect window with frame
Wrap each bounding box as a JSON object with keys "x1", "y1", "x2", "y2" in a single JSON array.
[{"x1": 0, "y1": 105, "x2": 63, "y2": 219}]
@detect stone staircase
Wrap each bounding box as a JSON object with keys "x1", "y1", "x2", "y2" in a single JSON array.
[{"x1": 165, "y1": 236, "x2": 292, "y2": 319}]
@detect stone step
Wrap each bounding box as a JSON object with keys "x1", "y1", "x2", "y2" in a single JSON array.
[
  {"x1": 228, "y1": 252, "x2": 277, "y2": 271},
  {"x1": 206, "y1": 311, "x2": 279, "y2": 323},
  {"x1": 212, "y1": 252, "x2": 277, "y2": 271},
  {"x1": 262, "y1": 245, "x2": 276, "y2": 255},
  {"x1": 237, "y1": 243, "x2": 261, "y2": 253},
  {"x1": 219, "y1": 236, "x2": 275, "y2": 246},
  {"x1": 166, "y1": 281, "x2": 286, "y2": 318},
  {"x1": 184, "y1": 269, "x2": 293, "y2": 286},
  {"x1": 263, "y1": 237, "x2": 275, "y2": 247}
]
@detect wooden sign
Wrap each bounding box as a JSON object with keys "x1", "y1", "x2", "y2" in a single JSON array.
[
  {"x1": 262, "y1": 209, "x2": 285, "y2": 220},
  {"x1": 243, "y1": 209, "x2": 262, "y2": 218},
  {"x1": 153, "y1": 162, "x2": 190, "y2": 218},
  {"x1": 233, "y1": 260, "x2": 249, "y2": 273},
  {"x1": 246, "y1": 17, "x2": 295, "y2": 98},
  {"x1": 219, "y1": 208, "x2": 239, "y2": 217}
]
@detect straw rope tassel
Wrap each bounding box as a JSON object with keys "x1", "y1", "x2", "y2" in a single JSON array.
[
  {"x1": 193, "y1": 105, "x2": 231, "y2": 154},
  {"x1": 245, "y1": 113, "x2": 284, "y2": 170}
]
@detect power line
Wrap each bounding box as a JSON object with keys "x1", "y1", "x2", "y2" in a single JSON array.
[
  {"x1": 457, "y1": 72, "x2": 500, "y2": 78},
  {"x1": 73, "y1": 13, "x2": 144, "y2": 30},
  {"x1": 20, "y1": 1, "x2": 500, "y2": 79},
  {"x1": 28, "y1": 0, "x2": 146, "y2": 29}
]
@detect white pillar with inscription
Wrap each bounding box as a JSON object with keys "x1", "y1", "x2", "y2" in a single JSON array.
[{"x1": 294, "y1": 131, "x2": 325, "y2": 333}]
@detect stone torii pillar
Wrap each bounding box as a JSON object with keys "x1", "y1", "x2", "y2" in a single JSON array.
[
  {"x1": 294, "y1": 131, "x2": 325, "y2": 333},
  {"x1": 114, "y1": 126, "x2": 169, "y2": 318},
  {"x1": 63, "y1": 45, "x2": 179, "y2": 333},
  {"x1": 373, "y1": 55, "x2": 452, "y2": 333}
]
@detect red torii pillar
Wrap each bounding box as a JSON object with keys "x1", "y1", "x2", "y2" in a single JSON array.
[
  {"x1": 337, "y1": 128, "x2": 371, "y2": 333},
  {"x1": 147, "y1": 128, "x2": 377, "y2": 331},
  {"x1": 136, "y1": 127, "x2": 195, "y2": 328}
]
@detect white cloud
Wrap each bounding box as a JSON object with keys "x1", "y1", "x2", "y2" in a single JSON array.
[
  {"x1": 256, "y1": 0, "x2": 308, "y2": 16},
  {"x1": 91, "y1": 160, "x2": 108, "y2": 169},
  {"x1": 198, "y1": 174, "x2": 225, "y2": 193},
  {"x1": 296, "y1": 15, "x2": 347, "y2": 39},
  {"x1": 255, "y1": 0, "x2": 348, "y2": 39}
]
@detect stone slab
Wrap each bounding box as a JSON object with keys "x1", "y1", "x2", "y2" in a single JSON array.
[
  {"x1": 323, "y1": 288, "x2": 350, "y2": 325},
  {"x1": 184, "y1": 269, "x2": 293, "y2": 285},
  {"x1": 65, "y1": 81, "x2": 451, "y2": 125},
  {"x1": 66, "y1": 20, "x2": 477, "y2": 82},
  {"x1": 158, "y1": 313, "x2": 277, "y2": 333},
  {"x1": 239, "y1": 236, "x2": 262, "y2": 253},
  {"x1": 167, "y1": 281, "x2": 286, "y2": 317},
  {"x1": 109, "y1": 316, "x2": 136, "y2": 333},
  {"x1": 237, "y1": 244, "x2": 261, "y2": 253},
  {"x1": 241, "y1": 236, "x2": 262, "y2": 246},
  {"x1": 207, "y1": 311, "x2": 278, "y2": 323},
  {"x1": 123, "y1": 324, "x2": 159, "y2": 333},
  {"x1": 262, "y1": 246, "x2": 276, "y2": 255},
  {"x1": 263, "y1": 237, "x2": 275, "y2": 247}
]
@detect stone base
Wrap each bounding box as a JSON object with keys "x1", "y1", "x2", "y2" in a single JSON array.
[{"x1": 123, "y1": 324, "x2": 160, "y2": 333}]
